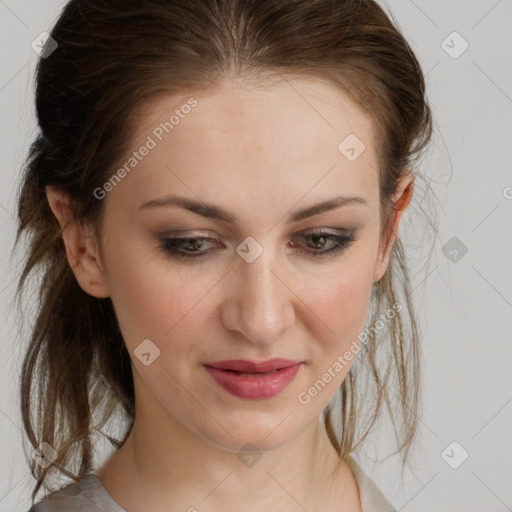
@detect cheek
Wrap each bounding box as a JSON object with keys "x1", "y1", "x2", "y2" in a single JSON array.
[
  {"x1": 293, "y1": 255, "x2": 376, "y2": 405},
  {"x1": 102, "y1": 234, "x2": 210, "y2": 352},
  {"x1": 304, "y1": 246, "x2": 378, "y2": 341},
  {"x1": 329, "y1": 269, "x2": 371, "y2": 319}
]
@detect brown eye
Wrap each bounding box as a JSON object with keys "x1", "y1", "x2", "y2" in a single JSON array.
[
  {"x1": 160, "y1": 237, "x2": 221, "y2": 259},
  {"x1": 290, "y1": 230, "x2": 357, "y2": 257}
]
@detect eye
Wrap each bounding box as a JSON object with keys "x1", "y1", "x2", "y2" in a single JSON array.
[
  {"x1": 159, "y1": 236, "x2": 221, "y2": 259},
  {"x1": 158, "y1": 229, "x2": 357, "y2": 260},
  {"x1": 289, "y1": 229, "x2": 357, "y2": 257}
]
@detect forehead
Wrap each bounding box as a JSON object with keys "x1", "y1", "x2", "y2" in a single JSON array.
[
  {"x1": 136, "y1": 74, "x2": 375, "y2": 144},
  {"x1": 107, "y1": 75, "x2": 380, "y2": 219}
]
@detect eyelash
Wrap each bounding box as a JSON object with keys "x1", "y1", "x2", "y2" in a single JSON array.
[{"x1": 159, "y1": 230, "x2": 357, "y2": 260}]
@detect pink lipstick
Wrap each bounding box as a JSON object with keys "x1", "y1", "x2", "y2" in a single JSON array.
[{"x1": 203, "y1": 358, "x2": 302, "y2": 399}]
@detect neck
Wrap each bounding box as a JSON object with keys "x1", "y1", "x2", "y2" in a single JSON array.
[
  {"x1": 99, "y1": 413, "x2": 355, "y2": 512},
  {"x1": 97, "y1": 376, "x2": 359, "y2": 512}
]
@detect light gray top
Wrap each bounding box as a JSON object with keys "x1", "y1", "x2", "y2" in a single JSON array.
[{"x1": 28, "y1": 457, "x2": 396, "y2": 512}]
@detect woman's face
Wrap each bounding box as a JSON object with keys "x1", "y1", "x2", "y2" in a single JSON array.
[{"x1": 91, "y1": 76, "x2": 401, "y2": 452}]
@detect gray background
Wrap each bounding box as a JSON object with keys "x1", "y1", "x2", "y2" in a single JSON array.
[{"x1": 1, "y1": 1, "x2": 511, "y2": 510}]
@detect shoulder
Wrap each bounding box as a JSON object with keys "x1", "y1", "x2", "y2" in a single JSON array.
[
  {"x1": 346, "y1": 456, "x2": 397, "y2": 512},
  {"x1": 27, "y1": 474, "x2": 125, "y2": 512}
]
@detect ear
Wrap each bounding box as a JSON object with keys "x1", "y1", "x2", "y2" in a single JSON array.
[
  {"x1": 46, "y1": 185, "x2": 110, "y2": 298},
  {"x1": 372, "y1": 172, "x2": 415, "y2": 283}
]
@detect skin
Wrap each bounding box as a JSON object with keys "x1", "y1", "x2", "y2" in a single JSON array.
[{"x1": 47, "y1": 75, "x2": 413, "y2": 512}]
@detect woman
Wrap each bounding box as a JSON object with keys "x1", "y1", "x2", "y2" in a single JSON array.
[{"x1": 15, "y1": 0, "x2": 433, "y2": 511}]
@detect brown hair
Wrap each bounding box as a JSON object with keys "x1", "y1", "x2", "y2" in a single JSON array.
[{"x1": 14, "y1": 0, "x2": 433, "y2": 501}]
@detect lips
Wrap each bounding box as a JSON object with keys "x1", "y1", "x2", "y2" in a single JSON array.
[
  {"x1": 203, "y1": 358, "x2": 300, "y2": 373},
  {"x1": 202, "y1": 358, "x2": 303, "y2": 399}
]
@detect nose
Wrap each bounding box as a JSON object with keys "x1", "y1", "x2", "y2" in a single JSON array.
[{"x1": 220, "y1": 246, "x2": 295, "y2": 346}]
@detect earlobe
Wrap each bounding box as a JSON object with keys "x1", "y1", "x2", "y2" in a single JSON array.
[
  {"x1": 372, "y1": 172, "x2": 415, "y2": 283},
  {"x1": 46, "y1": 186, "x2": 110, "y2": 298}
]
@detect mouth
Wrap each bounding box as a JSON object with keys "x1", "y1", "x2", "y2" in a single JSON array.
[
  {"x1": 202, "y1": 358, "x2": 303, "y2": 399},
  {"x1": 221, "y1": 368, "x2": 279, "y2": 376}
]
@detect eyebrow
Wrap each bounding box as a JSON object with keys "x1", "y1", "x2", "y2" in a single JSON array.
[{"x1": 139, "y1": 194, "x2": 368, "y2": 223}]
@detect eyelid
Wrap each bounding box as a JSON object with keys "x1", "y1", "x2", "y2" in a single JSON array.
[
  {"x1": 296, "y1": 226, "x2": 354, "y2": 236},
  {"x1": 156, "y1": 226, "x2": 354, "y2": 237},
  {"x1": 156, "y1": 228, "x2": 218, "y2": 237}
]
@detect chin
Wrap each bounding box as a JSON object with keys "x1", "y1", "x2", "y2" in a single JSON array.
[{"x1": 197, "y1": 409, "x2": 308, "y2": 454}]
